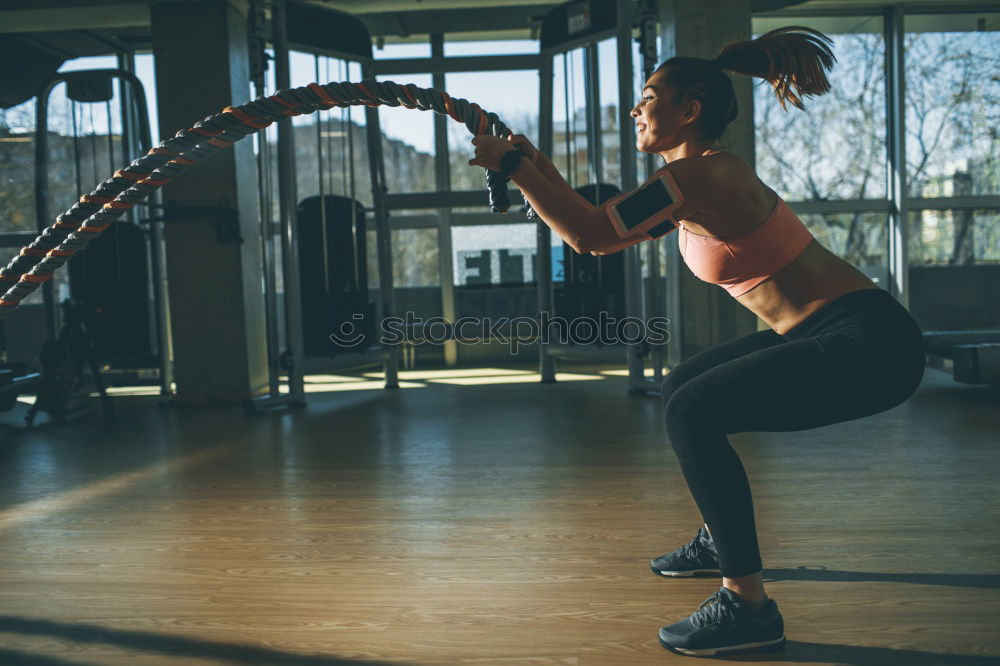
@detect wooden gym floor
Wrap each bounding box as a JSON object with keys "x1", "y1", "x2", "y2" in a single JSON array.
[{"x1": 0, "y1": 362, "x2": 998, "y2": 665}]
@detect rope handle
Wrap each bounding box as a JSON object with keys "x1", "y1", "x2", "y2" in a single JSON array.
[{"x1": 0, "y1": 79, "x2": 539, "y2": 319}]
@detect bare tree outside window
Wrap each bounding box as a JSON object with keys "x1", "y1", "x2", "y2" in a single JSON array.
[
  {"x1": 754, "y1": 30, "x2": 886, "y2": 273},
  {"x1": 905, "y1": 29, "x2": 999, "y2": 266},
  {"x1": 753, "y1": 22, "x2": 999, "y2": 268},
  {"x1": 756, "y1": 32, "x2": 887, "y2": 202},
  {"x1": 905, "y1": 31, "x2": 999, "y2": 198}
]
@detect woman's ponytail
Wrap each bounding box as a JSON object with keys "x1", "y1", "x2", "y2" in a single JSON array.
[{"x1": 714, "y1": 26, "x2": 836, "y2": 110}]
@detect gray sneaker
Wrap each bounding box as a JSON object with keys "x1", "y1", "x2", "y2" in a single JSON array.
[
  {"x1": 659, "y1": 586, "x2": 785, "y2": 656},
  {"x1": 650, "y1": 526, "x2": 721, "y2": 577}
]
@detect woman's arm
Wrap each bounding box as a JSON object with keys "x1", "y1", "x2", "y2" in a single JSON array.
[
  {"x1": 507, "y1": 158, "x2": 628, "y2": 255},
  {"x1": 521, "y1": 148, "x2": 578, "y2": 195},
  {"x1": 470, "y1": 134, "x2": 627, "y2": 254},
  {"x1": 469, "y1": 135, "x2": 718, "y2": 254},
  {"x1": 589, "y1": 234, "x2": 647, "y2": 256}
]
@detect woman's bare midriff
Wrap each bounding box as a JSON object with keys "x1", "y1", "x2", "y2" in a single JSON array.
[
  {"x1": 735, "y1": 240, "x2": 880, "y2": 335},
  {"x1": 663, "y1": 153, "x2": 879, "y2": 335}
]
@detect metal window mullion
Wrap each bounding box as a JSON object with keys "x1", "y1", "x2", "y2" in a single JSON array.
[
  {"x1": 908, "y1": 196, "x2": 1000, "y2": 211},
  {"x1": 361, "y1": 58, "x2": 400, "y2": 388},
  {"x1": 538, "y1": 53, "x2": 556, "y2": 382},
  {"x1": 431, "y1": 33, "x2": 458, "y2": 366},
  {"x1": 117, "y1": 51, "x2": 156, "y2": 377},
  {"x1": 635, "y1": 0, "x2": 665, "y2": 388},
  {"x1": 657, "y1": 1, "x2": 684, "y2": 371},
  {"x1": 885, "y1": 5, "x2": 908, "y2": 307},
  {"x1": 615, "y1": 0, "x2": 644, "y2": 392},
  {"x1": 784, "y1": 198, "x2": 1000, "y2": 213},
  {"x1": 585, "y1": 41, "x2": 602, "y2": 190},
  {"x1": 564, "y1": 53, "x2": 575, "y2": 188},
  {"x1": 757, "y1": 3, "x2": 996, "y2": 19},
  {"x1": 541, "y1": 28, "x2": 621, "y2": 58},
  {"x1": 385, "y1": 189, "x2": 523, "y2": 210},
  {"x1": 34, "y1": 79, "x2": 59, "y2": 338},
  {"x1": 386, "y1": 214, "x2": 546, "y2": 230},
  {"x1": 787, "y1": 199, "x2": 891, "y2": 214},
  {"x1": 249, "y1": 0, "x2": 308, "y2": 412},
  {"x1": 386, "y1": 215, "x2": 437, "y2": 230},
  {"x1": 370, "y1": 54, "x2": 543, "y2": 76},
  {"x1": 253, "y1": 79, "x2": 280, "y2": 400},
  {"x1": 756, "y1": 7, "x2": 884, "y2": 19},
  {"x1": 273, "y1": 0, "x2": 306, "y2": 403}
]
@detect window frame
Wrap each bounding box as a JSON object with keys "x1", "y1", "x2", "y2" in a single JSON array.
[{"x1": 753, "y1": 3, "x2": 1000, "y2": 306}]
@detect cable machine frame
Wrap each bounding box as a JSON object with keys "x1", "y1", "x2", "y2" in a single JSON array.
[
  {"x1": 32, "y1": 66, "x2": 174, "y2": 402},
  {"x1": 536, "y1": 0, "x2": 669, "y2": 393},
  {"x1": 247, "y1": 0, "x2": 401, "y2": 413}
]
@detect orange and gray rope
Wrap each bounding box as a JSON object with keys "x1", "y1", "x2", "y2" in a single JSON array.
[{"x1": 0, "y1": 79, "x2": 535, "y2": 319}]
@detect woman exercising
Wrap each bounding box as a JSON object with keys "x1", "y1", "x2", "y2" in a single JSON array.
[{"x1": 469, "y1": 26, "x2": 926, "y2": 657}]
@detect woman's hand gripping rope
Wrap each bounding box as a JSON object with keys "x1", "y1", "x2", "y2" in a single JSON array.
[{"x1": 468, "y1": 134, "x2": 520, "y2": 171}]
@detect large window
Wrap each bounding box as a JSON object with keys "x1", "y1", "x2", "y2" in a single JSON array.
[
  {"x1": 368, "y1": 36, "x2": 543, "y2": 333},
  {"x1": 364, "y1": 226, "x2": 442, "y2": 290},
  {"x1": 753, "y1": 15, "x2": 887, "y2": 284},
  {"x1": 552, "y1": 47, "x2": 589, "y2": 190},
  {"x1": 754, "y1": 16, "x2": 886, "y2": 202},
  {"x1": 0, "y1": 54, "x2": 156, "y2": 304},
  {"x1": 445, "y1": 70, "x2": 539, "y2": 192},
  {"x1": 751, "y1": 9, "x2": 999, "y2": 328},
  {"x1": 905, "y1": 17, "x2": 999, "y2": 199},
  {"x1": 373, "y1": 42, "x2": 431, "y2": 60},
  {"x1": 597, "y1": 38, "x2": 622, "y2": 191},
  {"x1": 632, "y1": 34, "x2": 657, "y2": 184},
  {"x1": 909, "y1": 210, "x2": 1000, "y2": 266},
  {"x1": 394, "y1": 227, "x2": 440, "y2": 287},
  {"x1": 374, "y1": 73, "x2": 436, "y2": 196},
  {"x1": 0, "y1": 98, "x2": 37, "y2": 238},
  {"x1": 804, "y1": 212, "x2": 887, "y2": 271},
  {"x1": 444, "y1": 39, "x2": 537, "y2": 57},
  {"x1": 904, "y1": 13, "x2": 999, "y2": 272},
  {"x1": 551, "y1": 40, "x2": 627, "y2": 194},
  {"x1": 288, "y1": 53, "x2": 372, "y2": 206}
]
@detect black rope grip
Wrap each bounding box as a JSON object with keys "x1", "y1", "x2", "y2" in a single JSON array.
[{"x1": 486, "y1": 169, "x2": 510, "y2": 214}]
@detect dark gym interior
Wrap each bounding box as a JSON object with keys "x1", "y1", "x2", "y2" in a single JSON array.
[{"x1": 1, "y1": 1, "x2": 997, "y2": 664}]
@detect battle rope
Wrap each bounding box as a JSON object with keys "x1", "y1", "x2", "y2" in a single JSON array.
[{"x1": 0, "y1": 79, "x2": 537, "y2": 320}]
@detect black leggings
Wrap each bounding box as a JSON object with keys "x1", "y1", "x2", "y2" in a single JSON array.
[{"x1": 660, "y1": 287, "x2": 926, "y2": 578}]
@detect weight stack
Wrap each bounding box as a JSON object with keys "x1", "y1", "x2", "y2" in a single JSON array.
[
  {"x1": 296, "y1": 195, "x2": 376, "y2": 357},
  {"x1": 67, "y1": 221, "x2": 153, "y2": 367}
]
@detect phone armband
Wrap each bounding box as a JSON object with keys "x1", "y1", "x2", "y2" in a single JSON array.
[{"x1": 601, "y1": 168, "x2": 684, "y2": 240}]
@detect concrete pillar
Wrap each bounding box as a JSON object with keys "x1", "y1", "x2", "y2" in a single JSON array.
[
  {"x1": 659, "y1": 0, "x2": 760, "y2": 359},
  {"x1": 151, "y1": 0, "x2": 267, "y2": 404}
]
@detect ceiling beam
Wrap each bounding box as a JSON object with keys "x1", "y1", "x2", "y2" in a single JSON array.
[
  {"x1": 352, "y1": 4, "x2": 556, "y2": 38},
  {"x1": 0, "y1": 3, "x2": 148, "y2": 34}
]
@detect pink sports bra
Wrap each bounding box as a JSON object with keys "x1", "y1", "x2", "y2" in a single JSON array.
[{"x1": 678, "y1": 196, "x2": 814, "y2": 297}]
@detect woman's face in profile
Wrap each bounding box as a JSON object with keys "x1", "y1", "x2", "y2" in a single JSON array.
[{"x1": 630, "y1": 70, "x2": 700, "y2": 155}]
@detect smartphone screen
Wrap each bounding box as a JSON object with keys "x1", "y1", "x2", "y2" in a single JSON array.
[{"x1": 615, "y1": 178, "x2": 674, "y2": 230}]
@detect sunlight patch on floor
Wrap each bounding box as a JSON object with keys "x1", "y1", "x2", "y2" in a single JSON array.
[
  {"x1": 278, "y1": 380, "x2": 426, "y2": 393},
  {"x1": 0, "y1": 443, "x2": 237, "y2": 531},
  {"x1": 427, "y1": 372, "x2": 605, "y2": 385},
  {"x1": 361, "y1": 368, "x2": 535, "y2": 380},
  {"x1": 598, "y1": 367, "x2": 665, "y2": 377}
]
